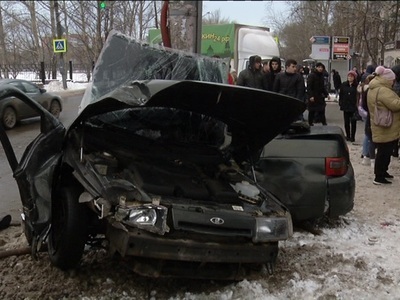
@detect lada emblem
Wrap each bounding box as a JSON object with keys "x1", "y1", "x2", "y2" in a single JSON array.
[{"x1": 210, "y1": 217, "x2": 224, "y2": 225}]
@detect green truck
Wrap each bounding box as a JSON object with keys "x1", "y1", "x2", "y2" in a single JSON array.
[{"x1": 148, "y1": 23, "x2": 280, "y2": 73}]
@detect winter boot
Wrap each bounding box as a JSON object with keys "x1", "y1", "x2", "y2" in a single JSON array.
[{"x1": 361, "y1": 157, "x2": 371, "y2": 166}]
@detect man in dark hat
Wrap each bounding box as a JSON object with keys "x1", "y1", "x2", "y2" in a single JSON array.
[
  {"x1": 237, "y1": 55, "x2": 265, "y2": 89},
  {"x1": 307, "y1": 62, "x2": 330, "y2": 126}
]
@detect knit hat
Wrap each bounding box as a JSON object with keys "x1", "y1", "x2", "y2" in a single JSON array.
[
  {"x1": 347, "y1": 71, "x2": 358, "y2": 80},
  {"x1": 375, "y1": 66, "x2": 396, "y2": 81}
]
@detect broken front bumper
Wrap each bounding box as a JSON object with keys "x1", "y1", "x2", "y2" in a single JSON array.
[
  {"x1": 106, "y1": 223, "x2": 279, "y2": 279},
  {"x1": 107, "y1": 223, "x2": 278, "y2": 263}
]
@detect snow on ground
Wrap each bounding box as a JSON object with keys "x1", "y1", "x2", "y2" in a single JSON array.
[{"x1": 44, "y1": 80, "x2": 88, "y2": 93}]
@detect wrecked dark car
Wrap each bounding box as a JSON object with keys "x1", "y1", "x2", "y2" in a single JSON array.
[
  {"x1": 0, "y1": 31, "x2": 306, "y2": 280},
  {"x1": 257, "y1": 124, "x2": 355, "y2": 223}
]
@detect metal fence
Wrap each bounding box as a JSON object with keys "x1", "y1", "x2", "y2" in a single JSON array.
[{"x1": 0, "y1": 62, "x2": 94, "y2": 83}]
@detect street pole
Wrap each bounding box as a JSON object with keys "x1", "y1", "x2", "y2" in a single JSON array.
[
  {"x1": 54, "y1": 0, "x2": 67, "y2": 89},
  {"x1": 168, "y1": 0, "x2": 202, "y2": 53}
]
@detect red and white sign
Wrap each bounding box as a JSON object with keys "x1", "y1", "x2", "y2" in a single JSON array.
[{"x1": 332, "y1": 36, "x2": 350, "y2": 60}]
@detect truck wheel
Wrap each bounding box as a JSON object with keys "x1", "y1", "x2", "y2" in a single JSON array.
[
  {"x1": 49, "y1": 100, "x2": 61, "y2": 118},
  {"x1": 48, "y1": 185, "x2": 87, "y2": 270},
  {"x1": 2, "y1": 106, "x2": 17, "y2": 129}
]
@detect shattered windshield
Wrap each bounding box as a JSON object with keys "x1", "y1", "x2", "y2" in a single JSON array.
[{"x1": 80, "y1": 30, "x2": 229, "y2": 111}]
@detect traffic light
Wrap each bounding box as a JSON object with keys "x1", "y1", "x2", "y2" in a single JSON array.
[{"x1": 100, "y1": 1, "x2": 106, "y2": 9}]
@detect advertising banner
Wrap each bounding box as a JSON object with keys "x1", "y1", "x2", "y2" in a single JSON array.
[
  {"x1": 148, "y1": 24, "x2": 236, "y2": 58},
  {"x1": 332, "y1": 36, "x2": 350, "y2": 60},
  {"x1": 310, "y1": 36, "x2": 330, "y2": 60}
]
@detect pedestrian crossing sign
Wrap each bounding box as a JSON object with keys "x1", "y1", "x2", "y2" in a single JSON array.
[{"x1": 53, "y1": 39, "x2": 67, "y2": 53}]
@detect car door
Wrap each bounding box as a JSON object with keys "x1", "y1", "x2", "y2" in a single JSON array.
[{"x1": 0, "y1": 84, "x2": 65, "y2": 240}]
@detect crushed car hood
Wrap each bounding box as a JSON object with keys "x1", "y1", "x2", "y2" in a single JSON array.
[{"x1": 73, "y1": 80, "x2": 305, "y2": 158}]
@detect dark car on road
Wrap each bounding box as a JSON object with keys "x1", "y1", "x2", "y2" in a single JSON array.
[
  {"x1": 0, "y1": 31, "x2": 306, "y2": 280},
  {"x1": 0, "y1": 79, "x2": 63, "y2": 129},
  {"x1": 257, "y1": 124, "x2": 355, "y2": 223}
]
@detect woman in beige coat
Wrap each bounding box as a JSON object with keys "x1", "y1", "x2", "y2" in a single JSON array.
[{"x1": 367, "y1": 66, "x2": 400, "y2": 185}]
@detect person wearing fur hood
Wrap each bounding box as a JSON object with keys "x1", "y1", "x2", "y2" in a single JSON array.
[
  {"x1": 264, "y1": 56, "x2": 282, "y2": 91},
  {"x1": 367, "y1": 66, "x2": 400, "y2": 185},
  {"x1": 237, "y1": 55, "x2": 265, "y2": 89}
]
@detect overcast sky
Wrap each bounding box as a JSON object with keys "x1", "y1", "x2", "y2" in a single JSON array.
[{"x1": 202, "y1": 1, "x2": 290, "y2": 30}]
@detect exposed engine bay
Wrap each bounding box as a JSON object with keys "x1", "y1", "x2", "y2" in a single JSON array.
[{"x1": 65, "y1": 107, "x2": 285, "y2": 238}]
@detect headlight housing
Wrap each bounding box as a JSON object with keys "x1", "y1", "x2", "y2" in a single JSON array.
[
  {"x1": 116, "y1": 204, "x2": 170, "y2": 235},
  {"x1": 253, "y1": 213, "x2": 293, "y2": 243}
]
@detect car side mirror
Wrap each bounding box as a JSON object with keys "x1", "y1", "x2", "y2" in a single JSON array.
[{"x1": 39, "y1": 88, "x2": 47, "y2": 93}]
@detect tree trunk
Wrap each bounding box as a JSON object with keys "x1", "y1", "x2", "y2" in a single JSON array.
[{"x1": 0, "y1": 2, "x2": 8, "y2": 78}]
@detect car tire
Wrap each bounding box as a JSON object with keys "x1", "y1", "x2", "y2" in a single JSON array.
[
  {"x1": 2, "y1": 106, "x2": 17, "y2": 129},
  {"x1": 48, "y1": 185, "x2": 87, "y2": 270},
  {"x1": 49, "y1": 100, "x2": 61, "y2": 118}
]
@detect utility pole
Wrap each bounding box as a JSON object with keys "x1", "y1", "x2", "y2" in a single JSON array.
[
  {"x1": 168, "y1": 1, "x2": 202, "y2": 53},
  {"x1": 54, "y1": 0, "x2": 67, "y2": 89}
]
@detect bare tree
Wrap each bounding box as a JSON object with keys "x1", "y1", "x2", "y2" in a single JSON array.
[
  {"x1": 202, "y1": 9, "x2": 233, "y2": 25},
  {"x1": 0, "y1": 2, "x2": 8, "y2": 78},
  {"x1": 274, "y1": 1, "x2": 400, "y2": 67}
]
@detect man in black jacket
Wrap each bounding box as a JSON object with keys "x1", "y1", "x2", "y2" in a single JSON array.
[
  {"x1": 237, "y1": 55, "x2": 264, "y2": 89},
  {"x1": 264, "y1": 56, "x2": 282, "y2": 91},
  {"x1": 273, "y1": 59, "x2": 306, "y2": 120},
  {"x1": 332, "y1": 69, "x2": 342, "y2": 100},
  {"x1": 307, "y1": 62, "x2": 330, "y2": 126}
]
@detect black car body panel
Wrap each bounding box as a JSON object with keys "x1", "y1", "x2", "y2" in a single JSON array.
[{"x1": 257, "y1": 125, "x2": 355, "y2": 221}]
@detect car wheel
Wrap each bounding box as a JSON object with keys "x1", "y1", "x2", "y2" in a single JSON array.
[
  {"x1": 48, "y1": 185, "x2": 88, "y2": 270},
  {"x1": 49, "y1": 100, "x2": 61, "y2": 118},
  {"x1": 2, "y1": 106, "x2": 17, "y2": 129}
]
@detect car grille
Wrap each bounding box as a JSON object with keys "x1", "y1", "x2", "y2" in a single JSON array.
[{"x1": 172, "y1": 205, "x2": 254, "y2": 238}]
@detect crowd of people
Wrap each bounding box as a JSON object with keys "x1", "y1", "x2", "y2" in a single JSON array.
[
  {"x1": 233, "y1": 55, "x2": 330, "y2": 125},
  {"x1": 224, "y1": 55, "x2": 400, "y2": 186}
]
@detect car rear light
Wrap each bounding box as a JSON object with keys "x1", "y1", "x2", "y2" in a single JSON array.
[{"x1": 325, "y1": 157, "x2": 348, "y2": 176}]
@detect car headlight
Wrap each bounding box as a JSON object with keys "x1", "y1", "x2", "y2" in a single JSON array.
[
  {"x1": 253, "y1": 214, "x2": 292, "y2": 243},
  {"x1": 116, "y1": 204, "x2": 170, "y2": 235},
  {"x1": 129, "y1": 208, "x2": 157, "y2": 226}
]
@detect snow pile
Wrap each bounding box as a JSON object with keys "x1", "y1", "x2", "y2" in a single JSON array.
[{"x1": 45, "y1": 80, "x2": 88, "y2": 93}]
